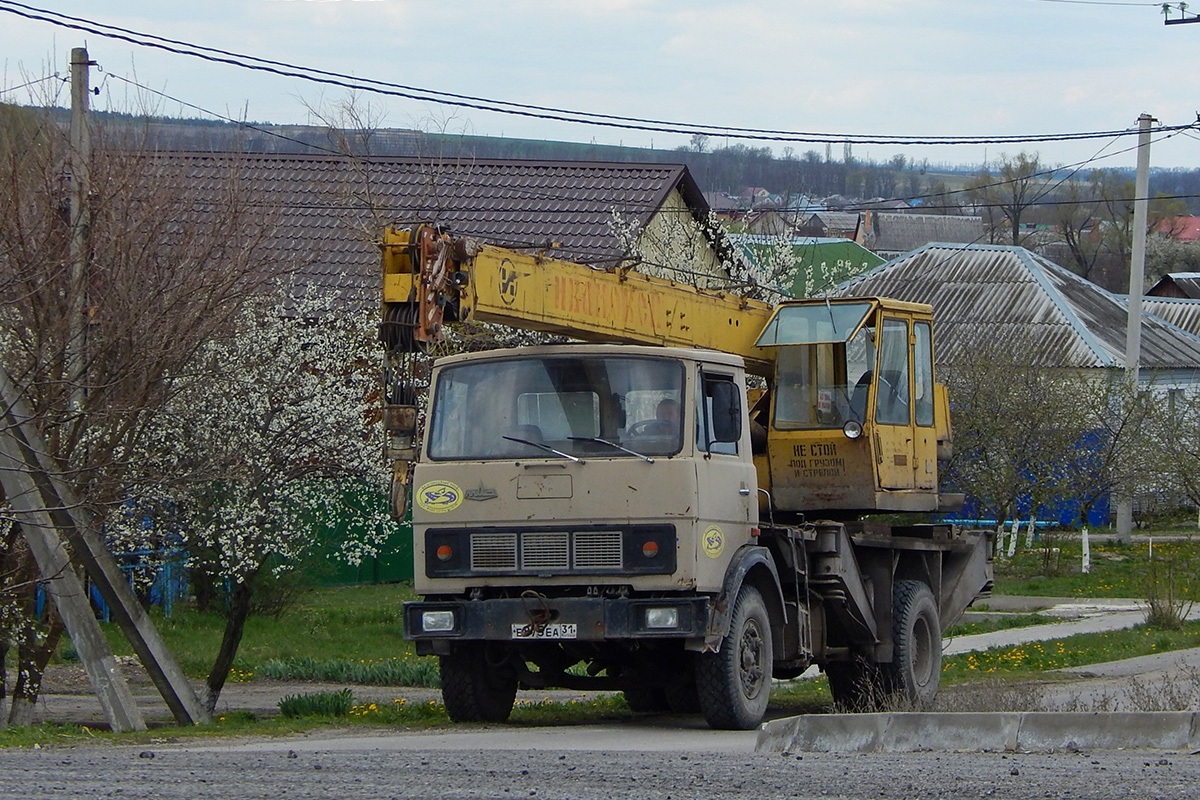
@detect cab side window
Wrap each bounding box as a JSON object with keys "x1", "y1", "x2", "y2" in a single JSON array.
[{"x1": 697, "y1": 373, "x2": 740, "y2": 456}]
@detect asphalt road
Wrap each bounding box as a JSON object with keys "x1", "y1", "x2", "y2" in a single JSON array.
[{"x1": 2, "y1": 739, "x2": 1197, "y2": 799}]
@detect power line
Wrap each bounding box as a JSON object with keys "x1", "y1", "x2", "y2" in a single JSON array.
[
  {"x1": 0, "y1": 71, "x2": 60, "y2": 95},
  {"x1": 1030, "y1": 1, "x2": 1165, "y2": 6},
  {"x1": 0, "y1": 0, "x2": 1194, "y2": 147}
]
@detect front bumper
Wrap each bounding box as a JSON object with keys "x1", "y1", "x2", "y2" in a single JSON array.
[{"x1": 403, "y1": 595, "x2": 712, "y2": 647}]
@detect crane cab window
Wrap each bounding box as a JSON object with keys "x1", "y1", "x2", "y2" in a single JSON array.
[{"x1": 771, "y1": 324, "x2": 875, "y2": 431}]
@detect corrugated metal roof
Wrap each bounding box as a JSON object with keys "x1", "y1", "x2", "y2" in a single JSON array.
[
  {"x1": 1141, "y1": 296, "x2": 1200, "y2": 338},
  {"x1": 864, "y1": 213, "x2": 984, "y2": 255},
  {"x1": 835, "y1": 243, "x2": 1200, "y2": 370},
  {"x1": 804, "y1": 211, "x2": 860, "y2": 232},
  {"x1": 139, "y1": 152, "x2": 707, "y2": 296}
]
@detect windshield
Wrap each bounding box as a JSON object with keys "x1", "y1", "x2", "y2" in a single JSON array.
[
  {"x1": 427, "y1": 355, "x2": 686, "y2": 460},
  {"x1": 756, "y1": 301, "x2": 873, "y2": 346}
]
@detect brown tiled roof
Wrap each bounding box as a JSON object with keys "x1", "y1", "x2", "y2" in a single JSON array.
[{"x1": 140, "y1": 152, "x2": 708, "y2": 295}]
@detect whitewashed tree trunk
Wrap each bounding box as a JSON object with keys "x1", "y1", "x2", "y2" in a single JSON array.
[
  {"x1": 1006, "y1": 519, "x2": 1019, "y2": 558},
  {"x1": 1081, "y1": 527, "x2": 1091, "y2": 574}
]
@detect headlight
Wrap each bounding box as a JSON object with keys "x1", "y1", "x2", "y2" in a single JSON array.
[
  {"x1": 842, "y1": 419, "x2": 863, "y2": 439},
  {"x1": 645, "y1": 607, "x2": 680, "y2": 629},
  {"x1": 421, "y1": 610, "x2": 456, "y2": 632}
]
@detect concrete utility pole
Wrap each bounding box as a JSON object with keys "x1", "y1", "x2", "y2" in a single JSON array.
[
  {"x1": 0, "y1": 366, "x2": 210, "y2": 728},
  {"x1": 1114, "y1": 113, "x2": 1155, "y2": 544},
  {"x1": 67, "y1": 46, "x2": 92, "y2": 422}
]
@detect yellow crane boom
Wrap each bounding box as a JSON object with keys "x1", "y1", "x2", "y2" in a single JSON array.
[{"x1": 381, "y1": 225, "x2": 776, "y2": 375}]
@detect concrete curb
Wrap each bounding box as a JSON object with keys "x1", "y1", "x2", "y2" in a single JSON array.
[{"x1": 757, "y1": 711, "x2": 1200, "y2": 753}]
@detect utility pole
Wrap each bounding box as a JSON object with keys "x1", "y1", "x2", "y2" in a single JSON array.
[
  {"x1": 1115, "y1": 113, "x2": 1155, "y2": 544},
  {"x1": 67, "y1": 46, "x2": 93, "y2": 422}
]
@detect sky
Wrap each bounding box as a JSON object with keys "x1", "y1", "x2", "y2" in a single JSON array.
[{"x1": 1, "y1": 0, "x2": 1198, "y2": 178}]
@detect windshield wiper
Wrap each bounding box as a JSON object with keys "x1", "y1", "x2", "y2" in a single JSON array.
[
  {"x1": 569, "y1": 436, "x2": 654, "y2": 463},
  {"x1": 502, "y1": 435, "x2": 584, "y2": 463}
]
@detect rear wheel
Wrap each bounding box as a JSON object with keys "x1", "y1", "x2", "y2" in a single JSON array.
[
  {"x1": 696, "y1": 585, "x2": 773, "y2": 730},
  {"x1": 886, "y1": 580, "x2": 941, "y2": 708},
  {"x1": 440, "y1": 644, "x2": 518, "y2": 723}
]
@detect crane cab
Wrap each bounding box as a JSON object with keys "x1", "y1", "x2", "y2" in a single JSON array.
[{"x1": 752, "y1": 297, "x2": 956, "y2": 517}]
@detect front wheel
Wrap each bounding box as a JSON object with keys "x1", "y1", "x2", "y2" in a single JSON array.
[
  {"x1": 439, "y1": 644, "x2": 518, "y2": 723},
  {"x1": 887, "y1": 580, "x2": 942, "y2": 709},
  {"x1": 696, "y1": 585, "x2": 773, "y2": 730}
]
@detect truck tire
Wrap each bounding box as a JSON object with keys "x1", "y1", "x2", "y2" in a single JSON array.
[
  {"x1": 439, "y1": 644, "x2": 518, "y2": 723},
  {"x1": 695, "y1": 585, "x2": 773, "y2": 730},
  {"x1": 887, "y1": 579, "x2": 941, "y2": 709},
  {"x1": 664, "y1": 678, "x2": 702, "y2": 714}
]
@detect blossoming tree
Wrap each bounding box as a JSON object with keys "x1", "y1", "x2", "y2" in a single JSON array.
[{"x1": 115, "y1": 287, "x2": 393, "y2": 711}]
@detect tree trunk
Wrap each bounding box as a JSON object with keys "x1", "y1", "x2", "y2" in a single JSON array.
[
  {"x1": 7, "y1": 613, "x2": 65, "y2": 727},
  {"x1": 1, "y1": 640, "x2": 8, "y2": 730},
  {"x1": 204, "y1": 576, "x2": 255, "y2": 714}
]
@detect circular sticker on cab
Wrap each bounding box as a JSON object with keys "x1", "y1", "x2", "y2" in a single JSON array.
[
  {"x1": 702, "y1": 525, "x2": 725, "y2": 559},
  {"x1": 416, "y1": 480, "x2": 463, "y2": 513}
]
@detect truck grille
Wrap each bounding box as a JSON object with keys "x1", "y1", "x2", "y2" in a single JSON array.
[
  {"x1": 426, "y1": 524, "x2": 675, "y2": 578},
  {"x1": 470, "y1": 532, "x2": 519, "y2": 570},
  {"x1": 471, "y1": 530, "x2": 623, "y2": 572}
]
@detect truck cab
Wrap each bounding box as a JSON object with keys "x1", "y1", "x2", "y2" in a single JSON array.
[{"x1": 408, "y1": 344, "x2": 757, "y2": 600}]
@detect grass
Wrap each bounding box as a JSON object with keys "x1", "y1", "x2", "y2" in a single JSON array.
[
  {"x1": 942, "y1": 619, "x2": 1200, "y2": 681},
  {"x1": 944, "y1": 612, "x2": 1054, "y2": 637},
  {"x1": 88, "y1": 582, "x2": 425, "y2": 679},
  {"x1": 992, "y1": 530, "x2": 1200, "y2": 599}
]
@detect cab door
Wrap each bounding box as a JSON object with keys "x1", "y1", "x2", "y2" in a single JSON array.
[
  {"x1": 912, "y1": 320, "x2": 938, "y2": 491},
  {"x1": 873, "y1": 317, "x2": 914, "y2": 490}
]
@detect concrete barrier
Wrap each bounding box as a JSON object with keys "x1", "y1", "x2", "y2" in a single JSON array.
[{"x1": 757, "y1": 711, "x2": 1200, "y2": 753}]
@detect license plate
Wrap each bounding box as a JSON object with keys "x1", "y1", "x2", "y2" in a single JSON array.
[{"x1": 511, "y1": 623, "x2": 577, "y2": 640}]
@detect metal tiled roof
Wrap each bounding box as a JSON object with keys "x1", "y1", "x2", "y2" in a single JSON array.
[
  {"x1": 140, "y1": 152, "x2": 706, "y2": 296},
  {"x1": 836, "y1": 243, "x2": 1200, "y2": 370}
]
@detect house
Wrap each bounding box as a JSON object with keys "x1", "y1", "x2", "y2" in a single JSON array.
[
  {"x1": 141, "y1": 153, "x2": 736, "y2": 296},
  {"x1": 836, "y1": 243, "x2": 1200, "y2": 383},
  {"x1": 796, "y1": 211, "x2": 861, "y2": 240},
  {"x1": 1147, "y1": 272, "x2": 1200, "y2": 299},
  {"x1": 703, "y1": 191, "x2": 741, "y2": 220},
  {"x1": 744, "y1": 209, "x2": 791, "y2": 236},
  {"x1": 835, "y1": 243, "x2": 1200, "y2": 525},
  {"x1": 861, "y1": 212, "x2": 985, "y2": 260},
  {"x1": 1155, "y1": 217, "x2": 1200, "y2": 242},
  {"x1": 730, "y1": 234, "x2": 884, "y2": 297}
]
